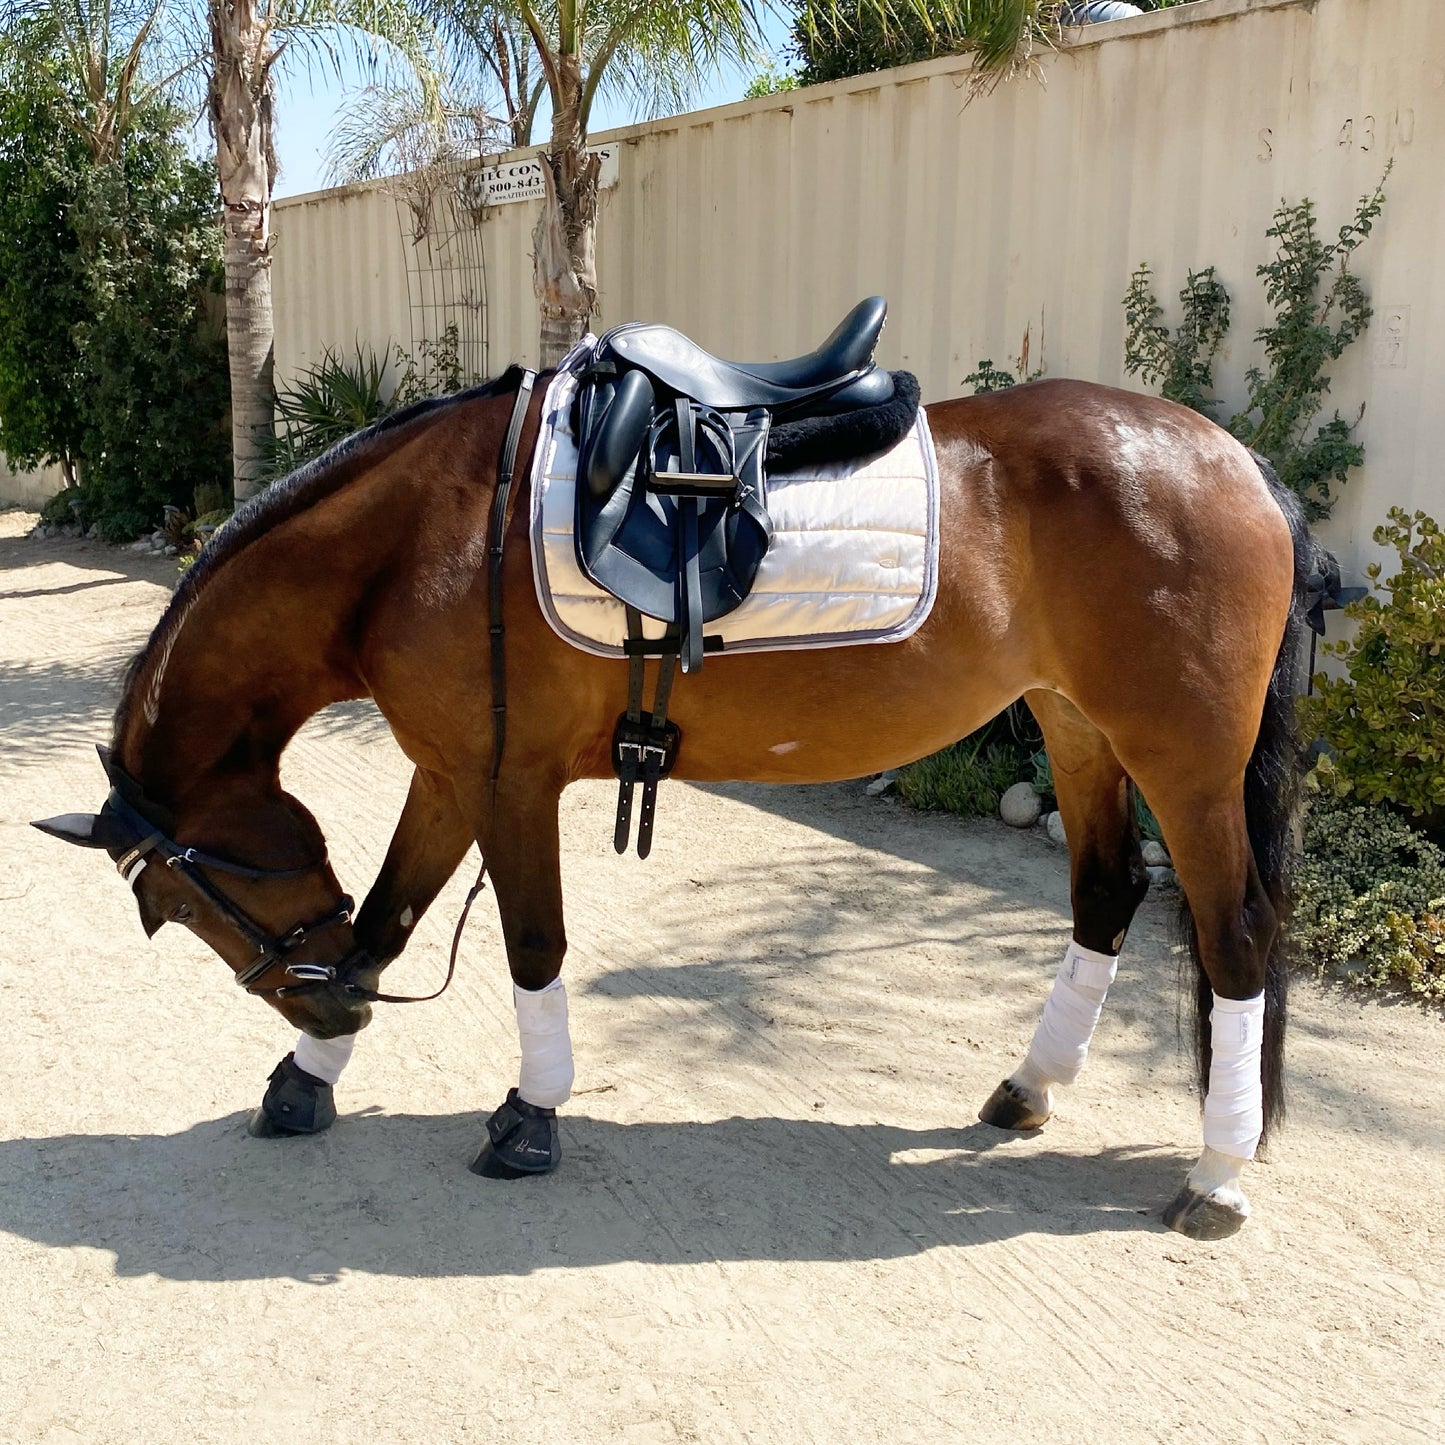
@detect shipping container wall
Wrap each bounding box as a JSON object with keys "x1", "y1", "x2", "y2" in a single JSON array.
[{"x1": 272, "y1": 0, "x2": 1444, "y2": 576}]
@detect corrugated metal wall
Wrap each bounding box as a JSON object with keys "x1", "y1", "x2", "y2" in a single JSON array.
[{"x1": 271, "y1": 0, "x2": 1444, "y2": 574}]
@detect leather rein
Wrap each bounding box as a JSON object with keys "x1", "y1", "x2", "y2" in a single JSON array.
[{"x1": 108, "y1": 371, "x2": 537, "y2": 1007}]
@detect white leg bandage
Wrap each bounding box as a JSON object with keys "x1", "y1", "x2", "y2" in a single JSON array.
[
  {"x1": 1202, "y1": 991, "x2": 1266, "y2": 1160},
  {"x1": 515, "y1": 977, "x2": 574, "y2": 1109},
  {"x1": 1023, "y1": 940, "x2": 1120, "y2": 1087},
  {"x1": 293, "y1": 1031, "x2": 356, "y2": 1085}
]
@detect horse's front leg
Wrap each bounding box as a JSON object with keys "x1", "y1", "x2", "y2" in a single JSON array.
[
  {"x1": 467, "y1": 776, "x2": 572, "y2": 1180},
  {"x1": 353, "y1": 765, "x2": 479, "y2": 966},
  {"x1": 249, "y1": 766, "x2": 475, "y2": 1137}
]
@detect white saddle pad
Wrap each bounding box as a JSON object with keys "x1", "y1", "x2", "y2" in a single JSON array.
[{"x1": 528, "y1": 339, "x2": 940, "y2": 658}]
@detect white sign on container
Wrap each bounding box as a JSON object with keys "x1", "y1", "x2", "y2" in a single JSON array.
[{"x1": 458, "y1": 145, "x2": 620, "y2": 210}]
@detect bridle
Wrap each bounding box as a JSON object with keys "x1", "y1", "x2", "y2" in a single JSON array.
[
  {"x1": 102, "y1": 781, "x2": 374, "y2": 1000},
  {"x1": 96, "y1": 370, "x2": 539, "y2": 1010}
]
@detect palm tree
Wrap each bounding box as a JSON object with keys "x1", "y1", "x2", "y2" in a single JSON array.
[
  {"x1": 3, "y1": 0, "x2": 439, "y2": 501},
  {"x1": 202, "y1": 0, "x2": 438, "y2": 499}
]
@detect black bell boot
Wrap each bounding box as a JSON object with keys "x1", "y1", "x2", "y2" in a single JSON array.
[
  {"x1": 247, "y1": 1053, "x2": 338, "y2": 1137},
  {"x1": 469, "y1": 1088, "x2": 561, "y2": 1178}
]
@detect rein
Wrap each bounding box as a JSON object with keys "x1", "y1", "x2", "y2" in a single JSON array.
[{"x1": 104, "y1": 372, "x2": 537, "y2": 1008}]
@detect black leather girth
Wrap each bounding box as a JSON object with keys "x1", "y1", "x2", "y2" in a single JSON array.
[{"x1": 612, "y1": 608, "x2": 681, "y2": 858}]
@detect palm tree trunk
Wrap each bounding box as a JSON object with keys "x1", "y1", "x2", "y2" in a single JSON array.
[
  {"x1": 532, "y1": 53, "x2": 599, "y2": 368},
  {"x1": 208, "y1": 0, "x2": 276, "y2": 503}
]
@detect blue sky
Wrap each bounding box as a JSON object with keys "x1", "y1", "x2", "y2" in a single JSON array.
[{"x1": 271, "y1": 12, "x2": 795, "y2": 199}]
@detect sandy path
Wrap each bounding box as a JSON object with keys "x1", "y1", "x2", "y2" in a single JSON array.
[{"x1": 1, "y1": 510, "x2": 1442, "y2": 1444}]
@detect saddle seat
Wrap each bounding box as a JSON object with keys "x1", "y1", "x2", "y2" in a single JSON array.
[{"x1": 596, "y1": 295, "x2": 894, "y2": 415}]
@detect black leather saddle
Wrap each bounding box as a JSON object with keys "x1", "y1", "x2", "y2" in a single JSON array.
[
  {"x1": 568, "y1": 298, "x2": 909, "y2": 859},
  {"x1": 573, "y1": 297, "x2": 895, "y2": 678}
]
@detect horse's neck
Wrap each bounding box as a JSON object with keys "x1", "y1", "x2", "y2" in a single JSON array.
[{"x1": 121, "y1": 479, "x2": 409, "y2": 805}]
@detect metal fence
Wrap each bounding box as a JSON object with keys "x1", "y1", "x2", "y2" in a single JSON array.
[{"x1": 267, "y1": 0, "x2": 1445, "y2": 576}]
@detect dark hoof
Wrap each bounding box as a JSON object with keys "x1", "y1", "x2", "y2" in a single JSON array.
[
  {"x1": 1162, "y1": 1184, "x2": 1249, "y2": 1240},
  {"x1": 247, "y1": 1053, "x2": 336, "y2": 1138},
  {"x1": 469, "y1": 1088, "x2": 560, "y2": 1178},
  {"x1": 247, "y1": 1107, "x2": 312, "y2": 1138},
  {"x1": 978, "y1": 1078, "x2": 1049, "y2": 1131}
]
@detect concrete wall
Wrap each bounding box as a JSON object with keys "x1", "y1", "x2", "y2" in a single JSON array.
[
  {"x1": 271, "y1": 0, "x2": 1445, "y2": 577},
  {"x1": 0, "y1": 453, "x2": 65, "y2": 509}
]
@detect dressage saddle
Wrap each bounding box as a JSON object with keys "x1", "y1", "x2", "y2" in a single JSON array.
[{"x1": 568, "y1": 297, "x2": 917, "y2": 858}]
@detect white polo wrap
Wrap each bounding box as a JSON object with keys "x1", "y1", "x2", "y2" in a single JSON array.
[
  {"x1": 293, "y1": 1030, "x2": 356, "y2": 1085},
  {"x1": 1024, "y1": 940, "x2": 1120, "y2": 1086},
  {"x1": 515, "y1": 977, "x2": 574, "y2": 1109},
  {"x1": 1202, "y1": 991, "x2": 1266, "y2": 1159}
]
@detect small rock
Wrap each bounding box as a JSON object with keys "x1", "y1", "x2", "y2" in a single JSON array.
[
  {"x1": 1142, "y1": 840, "x2": 1170, "y2": 868},
  {"x1": 865, "y1": 770, "x2": 898, "y2": 798},
  {"x1": 1147, "y1": 865, "x2": 1177, "y2": 888},
  {"x1": 164, "y1": 544, "x2": 178, "y2": 557},
  {"x1": 999, "y1": 781, "x2": 1043, "y2": 828},
  {"x1": 129, "y1": 539, "x2": 150, "y2": 551},
  {"x1": 1046, "y1": 811, "x2": 1068, "y2": 846}
]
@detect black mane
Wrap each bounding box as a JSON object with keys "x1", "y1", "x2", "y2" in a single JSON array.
[{"x1": 112, "y1": 365, "x2": 531, "y2": 748}]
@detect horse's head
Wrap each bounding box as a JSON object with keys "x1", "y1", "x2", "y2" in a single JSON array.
[{"x1": 34, "y1": 746, "x2": 375, "y2": 1039}]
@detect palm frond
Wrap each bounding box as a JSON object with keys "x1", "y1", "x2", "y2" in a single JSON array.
[
  {"x1": 325, "y1": 75, "x2": 502, "y2": 183},
  {"x1": 795, "y1": 1, "x2": 1064, "y2": 89}
]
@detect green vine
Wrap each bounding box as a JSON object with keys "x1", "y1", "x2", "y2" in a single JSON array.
[
  {"x1": 1123, "y1": 168, "x2": 1389, "y2": 519},
  {"x1": 1122, "y1": 265, "x2": 1230, "y2": 417}
]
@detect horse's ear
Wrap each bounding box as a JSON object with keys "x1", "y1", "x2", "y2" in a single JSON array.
[
  {"x1": 96, "y1": 743, "x2": 118, "y2": 780},
  {"x1": 32, "y1": 813, "x2": 108, "y2": 848}
]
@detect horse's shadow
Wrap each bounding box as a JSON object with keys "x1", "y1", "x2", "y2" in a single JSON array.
[{"x1": 0, "y1": 1111, "x2": 1188, "y2": 1283}]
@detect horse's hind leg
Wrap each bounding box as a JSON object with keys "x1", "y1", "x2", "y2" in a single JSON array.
[
  {"x1": 1136, "y1": 780, "x2": 1281, "y2": 1240},
  {"x1": 979, "y1": 691, "x2": 1149, "y2": 1130}
]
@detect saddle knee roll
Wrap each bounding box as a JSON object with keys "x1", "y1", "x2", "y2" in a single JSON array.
[{"x1": 585, "y1": 370, "x2": 655, "y2": 500}]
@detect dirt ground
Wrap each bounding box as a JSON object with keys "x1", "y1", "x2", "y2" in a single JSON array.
[{"x1": 1, "y1": 507, "x2": 1442, "y2": 1445}]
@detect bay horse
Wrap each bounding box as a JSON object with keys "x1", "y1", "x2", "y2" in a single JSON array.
[{"x1": 36, "y1": 363, "x2": 1310, "y2": 1241}]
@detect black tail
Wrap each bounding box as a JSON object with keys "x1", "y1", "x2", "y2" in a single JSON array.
[{"x1": 1181, "y1": 453, "x2": 1314, "y2": 1146}]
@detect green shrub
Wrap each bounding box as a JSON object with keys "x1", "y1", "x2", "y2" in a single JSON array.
[
  {"x1": 263, "y1": 327, "x2": 471, "y2": 483},
  {"x1": 1294, "y1": 797, "x2": 1445, "y2": 999},
  {"x1": 1299, "y1": 508, "x2": 1445, "y2": 831},
  {"x1": 0, "y1": 39, "x2": 229, "y2": 541},
  {"x1": 40, "y1": 486, "x2": 81, "y2": 526},
  {"x1": 899, "y1": 738, "x2": 1026, "y2": 817}
]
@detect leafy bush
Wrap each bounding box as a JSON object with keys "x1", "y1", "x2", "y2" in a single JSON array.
[
  {"x1": 899, "y1": 737, "x2": 1026, "y2": 817},
  {"x1": 40, "y1": 486, "x2": 82, "y2": 526},
  {"x1": 744, "y1": 64, "x2": 799, "y2": 98},
  {"x1": 1124, "y1": 173, "x2": 1388, "y2": 519},
  {"x1": 71, "y1": 142, "x2": 230, "y2": 541},
  {"x1": 1298, "y1": 509, "x2": 1445, "y2": 831},
  {"x1": 0, "y1": 39, "x2": 229, "y2": 540},
  {"x1": 0, "y1": 43, "x2": 89, "y2": 482},
  {"x1": 1294, "y1": 797, "x2": 1445, "y2": 999}
]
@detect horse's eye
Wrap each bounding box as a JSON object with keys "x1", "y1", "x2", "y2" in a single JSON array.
[{"x1": 171, "y1": 903, "x2": 193, "y2": 923}]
